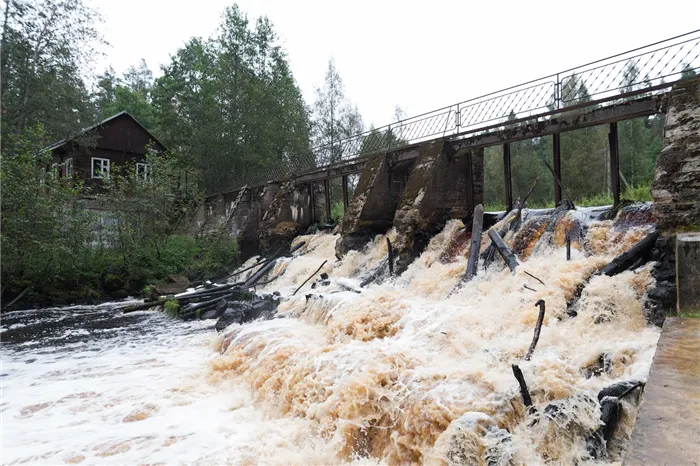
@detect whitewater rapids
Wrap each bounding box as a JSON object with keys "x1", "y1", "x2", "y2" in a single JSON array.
[{"x1": 1, "y1": 207, "x2": 661, "y2": 465}]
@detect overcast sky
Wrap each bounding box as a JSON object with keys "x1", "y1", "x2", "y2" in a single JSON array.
[{"x1": 91, "y1": 0, "x2": 699, "y2": 127}]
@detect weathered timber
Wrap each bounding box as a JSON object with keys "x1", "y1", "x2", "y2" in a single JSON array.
[
  {"x1": 525, "y1": 300, "x2": 546, "y2": 361},
  {"x1": 488, "y1": 228, "x2": 519, "y2": 272},
  {"x1": 465, "y1": 204, "x2": 485, "y2": 281},
  {"x1": 3, "y1": 286, "x2": 30, "y2": 310},
  {"x1": 293, "y1": 260, "x2": 328, "y2": 296},
  {"x1": 386, "y1": 238, "x2": 395, "y2": 276},
  {"x1": 451, "y1": 94, "x2": 664, "y2": 153},
  {"x1": 543, "y1": 160, "x2": 574, "y2": 209},
  {"x1": 514, "y1": 177, "x2": 539, "y2": 231},
  {"x1": 524, "y1": 271, "x2": 545, "y2": 286},
  {"x1": 121, "y1": 299, "x2": 167, "y2": 313},
  {"x1": 511, "y1": 364, "x2": 533, "y2": 408},
  {"x1": 599, "y1": 231, "x2": 659, "y2": 276},
  {"x1": 566, "y1": 229, "x2": 572, "y2": 261},
  {"x1": 241, "y1": 241, "x2": 307, "y2": 289}
]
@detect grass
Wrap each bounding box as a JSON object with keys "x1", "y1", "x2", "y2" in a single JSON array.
[
  {"x1": 679, "y1": 310, "x2": 700, "y2": 319},
  {"x1": 483, "y1": 184, "x2": 652, "y2": 212}
]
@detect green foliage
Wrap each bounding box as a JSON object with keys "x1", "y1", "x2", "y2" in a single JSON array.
[
  {"x1": 151, "y1": 6, "x2": 311, "y2": 193},
  {"x1": 330, "y1": 200, "x2": 345, "y2": 221},
  {"x1": 1, "y1": 0, "x2": 103, "y2": 144},
  {"x1": 1, "y1": 126, "x2": 97, "y2": 291},
  {"x1": 142, "y1": 285, "x2": 155, "y2": 297},
  {"x1": 312, "y1": 58, "x2": 364, "y2": 165},
  {"x1": 163, "y1": 300, "x2": 180, "y2": 318}
]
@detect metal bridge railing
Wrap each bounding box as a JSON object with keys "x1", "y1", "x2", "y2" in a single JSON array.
[{"x1": 218, "y1": 29, "x2": 700, "y2": 194}]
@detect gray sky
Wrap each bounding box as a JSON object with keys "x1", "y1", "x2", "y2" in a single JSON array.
[{"x1": 91, "y1": 0, "x2": 699, "y2": 128}]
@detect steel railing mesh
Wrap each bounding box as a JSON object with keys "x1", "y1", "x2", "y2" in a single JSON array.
[{"x1": 214, "y1": 30, "x2": 700, "y2": 194}]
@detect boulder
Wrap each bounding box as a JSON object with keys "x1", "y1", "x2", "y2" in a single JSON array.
[{"x1": 215, "y1": 305, "x2": 249, "y2": 332}]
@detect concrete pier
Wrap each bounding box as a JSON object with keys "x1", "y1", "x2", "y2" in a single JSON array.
[{"x1": 624, "y1": 317, "x2": 700, "y2": 466}]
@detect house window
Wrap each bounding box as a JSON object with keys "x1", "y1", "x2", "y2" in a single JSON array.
[
  {"x1": 65, "y1": 158, "x2": 73, "y2": 178},
  {"x1": 50, "y1": 163, "x2": 59, "y2": 179},
  {"x1": 136, "y1": 163, "x2": 151, "y2": 181},
  {"x1": 91, "y1": 157, "x2": 110, "y2": 179}
]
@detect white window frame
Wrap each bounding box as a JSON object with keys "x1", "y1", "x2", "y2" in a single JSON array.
[
  {"x1": 136, "y1": 162, "x2": 152, "y2": 181},
  {"x1": 91, "y1": 157, "x2": 110, "y2": 179},
  {"x1": 50, "y1": 163, "x2": 59, "y2": 179},
  {"x1": 65, "y1": 158, "x2": 73, "y2": 178}
]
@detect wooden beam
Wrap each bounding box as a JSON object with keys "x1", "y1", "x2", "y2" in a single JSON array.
[
  {"x1": 503, "y1": 143, "x2": 513, "y2": 212},
  {"x1": 309, "y1": 182, "x2": 316, "y2": 224},
  {"x1": 324, "y1": 178, "x2": 331, "y2": 221},
  {"x1": 451, "y1": 94, "x2": 664, "y2": 153},
  {"x1": 553, "y1": 133, "x2": 562, "y2": 205},
  {"x1": 465, "y1": 149, "x2": 474, "y2": 215},
  {"x1": 342, "y1": 174, "x2": 349, "y2": 209},
  {"x1": 609, "y1": 122, "x2": 620, "y2": 208}
]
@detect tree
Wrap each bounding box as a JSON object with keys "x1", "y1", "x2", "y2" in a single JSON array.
[
  {"x1": 152, "y1": 6, "x2": 310, "y2": 194},
  {"x1": 96, "y1": 60, "x2": 156, "y2": 130},
  {"x1": 311, "y1": 58, "x2": 363, "y2": 165},
  {"x1": 1, "y1": 0, "x2": 103, "y2": 148}
]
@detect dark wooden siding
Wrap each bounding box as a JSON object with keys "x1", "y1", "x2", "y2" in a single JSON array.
[{"x1": 50, "y1": 112, "x2": 165, "y2": 187}]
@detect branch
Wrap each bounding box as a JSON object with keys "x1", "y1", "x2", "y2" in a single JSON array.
[
  {"x1": 525, "y1": 299, "x2": 546, "y2": 361},
  {"x1": 293, "y1": 260, "x2": 328, "y2": 296}
]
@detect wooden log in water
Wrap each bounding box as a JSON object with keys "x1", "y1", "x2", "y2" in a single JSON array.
[
  {"x1": 599, "y1": 230, "x2": 659, "y2": 277},
  {"x1": 511, "y1": 364, "x2": 533, "y2": 408},
  {"x1": 488, "y1": 229, "x2": 519, "y2": 272},
  {"x1": 243, "y1": 258, "x2": 280, "y2": 288},
  {"x1": 293, "y1": 260, "x2": 328, "y2": 296},
  {"x1": 121, "y1": 299, "x2": 167, "y2": 313},
  {"x1": 386, "y1": 238, "x2": 394, "y2": 276},
  {"x1": 465, "y1": 204, "x2": 484, "y2": 282},
  {"x1": 525, "y1": 299, "x2": 546, "y2": 361},
  {"x1": 566, "y1": 229, "x2": 571, "y2": 261}
]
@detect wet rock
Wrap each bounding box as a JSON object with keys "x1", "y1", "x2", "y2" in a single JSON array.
[
  {"x1": 582, "y1": 353, "x2": 612, "y2": 378},
  {"x1": 215, "y1": 305, "x2": 249, "y2": 332},
  {"x1": 644, "y1": 235, "x2": 676, "y2": 326},
  {"x1": 201, "y1": 309, "x2": 218, "y2": 320}
]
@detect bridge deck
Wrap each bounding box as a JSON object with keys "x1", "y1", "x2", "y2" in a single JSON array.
[{"x1": 625, "y1": 317, "x2": 700, "y2": 466}]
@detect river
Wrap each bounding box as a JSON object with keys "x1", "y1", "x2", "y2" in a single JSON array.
[{"x1": 1, "y1": 207, "x2": 661, "y2": 465}]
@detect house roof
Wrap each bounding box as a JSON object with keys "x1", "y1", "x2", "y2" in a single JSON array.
[{"x1": 42, "y1": 111, "x2": 166, "y2": 153}]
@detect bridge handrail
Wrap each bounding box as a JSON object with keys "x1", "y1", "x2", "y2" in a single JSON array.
[{"x1": 216, "y1": 29, "x2": 700, "y2": 194}]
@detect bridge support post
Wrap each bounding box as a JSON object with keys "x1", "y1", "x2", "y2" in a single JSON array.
[
  {"x1": 553, "y1": 133, "x2": 562, "y2": 205},
  {"x1": 609, "y1": 122, "x2": 620, "y2": 208},
  {"x1": 308, "y1": 182, "x2": 316, "y2": 224},
  {"x1": 465, "y1": 150, "x2": 474, "y2": 215},
  {"x1": 324, "y1": 179, "x2": 331, "y2": 221},
  {"x1": 342, "y1": 175, "x2": 349, "y2": 209},
  {"x1": 503, "y1": 143, "x2": 513, "y2": 211}
]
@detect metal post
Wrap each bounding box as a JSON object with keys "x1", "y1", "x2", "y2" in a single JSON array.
[
  {"x1": 465, "y1": 149, "x2": 474, "y2": 215},
  {"x1": 609, "y1": 122, "x2": 620, "y2": 208},
  {"x1": 503, "y1": 143, "x2": 513, "y2": 212},
  {"x1": 553, "y1": 133, "x2": 562, "y2": 205},
  {"x1": 342, "y1": 175, "x2": 349, "y2": 209},
  {"x1": 324, "y1": 178, "x2": 331, "y2": 221}
]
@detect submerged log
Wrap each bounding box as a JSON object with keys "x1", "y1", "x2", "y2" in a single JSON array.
[
  {"x1": 525, "y1": 300, "x2": 546, "y2": 361},
  {"x1": 465, "y1": 204, "x2": 485, "y2": 282},
  {"x1": 488, "y1": 229, "x2": 519, "y2": 272},
  {"x1": 599, "y1": 231, "x2": 659, "y2": 277},
  {"x1": 566, "y1": 229, "x2": 572, "y2": 261},
  {"x1": 293, "y1": 260, "x2": 328, "y2": 296},
  {"x1": 121, "y1": 299, "x2": 167, "y2": 313},
  {"x1": 386, "y1": 238, "x2": 395, "y2": 276},
  {"x1": 511, "y1": 364, "x2": 533, "y2": 408}
]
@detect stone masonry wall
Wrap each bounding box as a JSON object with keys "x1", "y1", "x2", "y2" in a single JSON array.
[{"x1": 652, "y1": 80, "x2": 700, "y2": 231}]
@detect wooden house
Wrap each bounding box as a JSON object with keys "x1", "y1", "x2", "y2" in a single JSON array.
[{"x1": 45, "y1": 111, "x2": 166, "y2": 186}]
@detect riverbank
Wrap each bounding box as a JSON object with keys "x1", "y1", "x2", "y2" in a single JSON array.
[{"x1": 1, "y1": 235, "x2": 239, "y2": 311}]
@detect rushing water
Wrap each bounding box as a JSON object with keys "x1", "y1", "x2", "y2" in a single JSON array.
[{"x1": 1, "y1": 206, "x2": 661, "y2": 465}]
